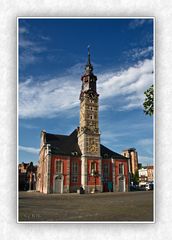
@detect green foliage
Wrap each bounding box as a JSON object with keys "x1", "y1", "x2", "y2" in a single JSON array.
[
  {"x1": 133, "y1": 171, "x2": 139, "y2": 185},
  {"x1": 143, "y1": 85, "x2": 154, "y2": 116}
]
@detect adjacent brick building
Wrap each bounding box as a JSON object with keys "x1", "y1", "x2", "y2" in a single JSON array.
[
  {"x1": 19, "y1": 162, "x2": 37, "y2": 191},
  {"x1": 122, "y1": 148, "x2": 138, "y2": 175}
]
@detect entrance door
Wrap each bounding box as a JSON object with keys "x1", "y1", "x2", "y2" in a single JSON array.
[
  {"x1": 54, "y1": 175, "x2": 63, "y2": 193},
  {"x1": 119, "y1": 176, "x2": 125, "y2": 192},
  {"x1": 103, "y1": 182, "x2": 108, "y2": 192}
]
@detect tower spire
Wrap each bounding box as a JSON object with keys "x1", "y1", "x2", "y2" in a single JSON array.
[
  {"x1": 87, "y1": 45, "x2": 91, "y2": 65},
  {"x1": 85, "y1": 45, "x2": 93, "y2": 73}
]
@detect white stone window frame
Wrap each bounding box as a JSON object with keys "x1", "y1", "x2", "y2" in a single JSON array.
[{"x1": 55, "y1": 159, "x2": 63, "y2": 175}]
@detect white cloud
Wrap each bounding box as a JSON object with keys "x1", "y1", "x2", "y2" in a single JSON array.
[
  {"x1": 19, "y1": 75, "x2": 80, "y2": 119},
  {"x1": 128, "y1": 19, "x2": 152, "y2": 29},
  {"x1": 19, "y1": 39, "x2": 34, "y2": 48},
  {"x1": 98, "y1": 58, "x2": 153, "y2": 111},
  {"x1": 19, "y1": 58, "x2": 153, "y2": 119},
  {"x1": 19, "y1": 145, "x2": 39, "y2": 154},
  {"x1": 20, "y1": 123, "x2": 38, "y2": 129},
  {"x1": 137, "y1": 138, "x2": 153, "y2": 146},
  {"x1": 137, "y1": 138, "x2": 153, "y2": 156},
  {"x1": 19, "y1": 26, "x2": 29, "y2": 34},
  {"x1": 19, "y1": 26, "x2": 47, "y2": 66},
  {"x1": 124, "y1": 46, "x2": 153, "y2": 60},
  {"x1": 99, "y1": 104, "x2": 110, "y2": 111},
  {"x1": 67, "y1": 62, "x2": 85, "y2": 75},
  {"x1": 102, "y1": 131, "x2": 129, "y2": 140},
  {"x1": 20, "y1": 53, "x2": 39, "y2": 65},
  {"x1": 139, "y1": 155, "x2": 153, "y2": 165},
  {"x1": 41, "y1": 35, "x2": 50, "y2": 41}
]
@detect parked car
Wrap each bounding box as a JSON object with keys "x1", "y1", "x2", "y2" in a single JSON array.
[
  {"x1": 145, "y1": 183, "x2": 154, "y2": 191},
  {"x1": 130, "y1": 185, "x2": 140, "y2": 191},
  {"x1": 139, "y1": 185, "x2": 146, "y2": 191}
]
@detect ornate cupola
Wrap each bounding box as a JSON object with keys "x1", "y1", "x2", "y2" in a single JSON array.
[{"x1": 80, "y1": 46, "x2": 98, "y2": 100}]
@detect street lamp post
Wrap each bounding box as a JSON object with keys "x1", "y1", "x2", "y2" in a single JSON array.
[{"x1": 91, "y1": 170, "x2": 99, "y2": 192}]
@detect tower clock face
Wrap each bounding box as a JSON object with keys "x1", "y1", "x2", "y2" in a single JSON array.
[
  {"x1": 88, "y1": 121, "x2": 96, "y2": 131},
  {"x1": 89, "y1": 144, "x2": 97, "y2": 153}
]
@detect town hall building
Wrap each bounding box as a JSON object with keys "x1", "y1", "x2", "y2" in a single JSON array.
[{"x1": 37, "y1": 49, "x2": 131, "y2": 194}]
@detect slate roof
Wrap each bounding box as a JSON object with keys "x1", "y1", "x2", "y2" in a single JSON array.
[
  {"x1": 44, "y1": 129, "x2": 128, "y2": 160},
  {"x1": 45, "y1": 129, "x2": 82, "y2": 156},
  {"x1": 100, "y1": 144, "x2": 128, "y2": 160}
]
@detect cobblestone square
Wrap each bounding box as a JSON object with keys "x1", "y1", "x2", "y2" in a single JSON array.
[{"x1": 18, "y1": 191, "x2": 154, "y2": 222}]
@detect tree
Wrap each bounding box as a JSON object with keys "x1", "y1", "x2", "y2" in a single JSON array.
[
  {"x1": 143, "y1": 85, "x2": 154, "y2": 116},
  {"x1": 132, "y1": 171, "x2": 139, "y2": 185}
]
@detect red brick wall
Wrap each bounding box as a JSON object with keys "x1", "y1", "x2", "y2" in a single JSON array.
[
  {"x1": 49, "y1": 155, "x2": 129, "y2": 192},
  {"x1": 50, "y1": 155, "x2": 81, "y2": 192},
  {"x1": 50, "y1": 155, "x2": 69, "y2": 191}
]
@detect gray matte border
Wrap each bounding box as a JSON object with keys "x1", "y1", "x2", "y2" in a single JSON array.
[{"x1": 0, "y1": 0, "x2": 171, "y2": 239}]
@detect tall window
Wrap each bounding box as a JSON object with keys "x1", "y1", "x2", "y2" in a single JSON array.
[
  {"x1": 71, "y1": 162, "x2": 78, "y2": 183},
  {"x1": 119, "y1": 164, "x2": 124, "y2": 175},
  {"x1": 103, "y1": 163, "x2": 109, "y2": 177},
  {"x1": 72, "y1": 161, "x2": 78, "y2": 174},
  {"x1": 56, "y1": 160, "x2": 62, "y2": 174},
  {"x1": 91, "y1": 162, "x2": 96, "y2": 174}
]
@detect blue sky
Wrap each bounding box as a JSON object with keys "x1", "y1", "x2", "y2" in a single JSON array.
[{"x1": 18, "y1": 18, "x2": 154, "y2": 166}]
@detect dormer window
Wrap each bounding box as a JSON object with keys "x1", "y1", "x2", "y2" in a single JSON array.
[{"x1": 71, "y1": 151, "x2": 78, "y2": 156}]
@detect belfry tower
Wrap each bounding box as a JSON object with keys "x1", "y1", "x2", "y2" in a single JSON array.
[{"x1": 78, "y1": 47, "x2": 102, "y2": 192}]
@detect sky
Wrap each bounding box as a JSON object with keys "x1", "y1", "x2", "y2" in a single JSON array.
[{"x1": 18, "y1": 18, "x2": 154, "y2": 166}]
